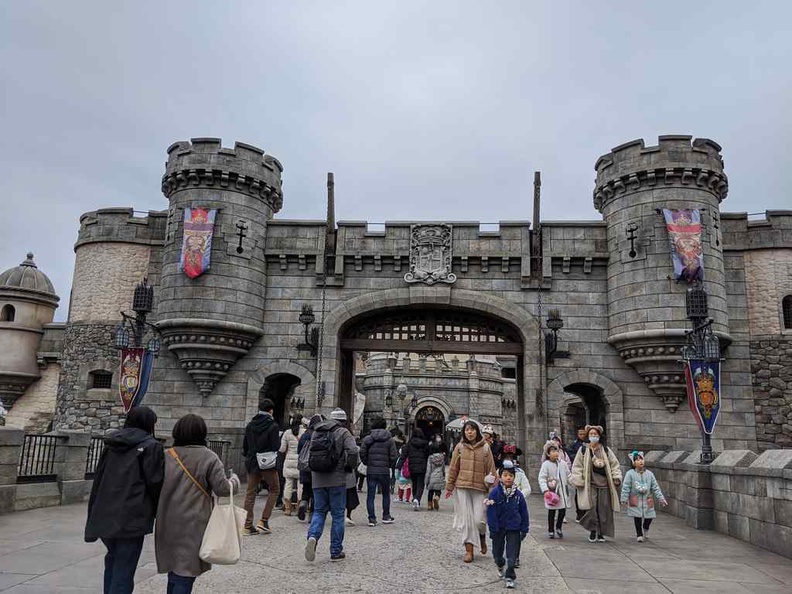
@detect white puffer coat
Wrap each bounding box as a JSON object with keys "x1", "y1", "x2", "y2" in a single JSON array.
[{"x1": 279, "y1": 428, "x2": 304, "y2": 480}]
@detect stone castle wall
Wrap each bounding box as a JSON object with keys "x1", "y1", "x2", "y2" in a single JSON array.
[
  {"x1": 752, "y1": 336, "x2": 792, "y2": 449},
  {"x1": 5, "y1": 363, "x2": 60, "y2": 432}
]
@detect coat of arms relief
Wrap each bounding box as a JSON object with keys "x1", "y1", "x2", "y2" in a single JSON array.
[{"x1": 404, "y1": 224, "x2": 457, "y2": 285}]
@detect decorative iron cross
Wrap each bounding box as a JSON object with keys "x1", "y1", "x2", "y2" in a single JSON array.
[
  {"x1": 626, "y1": 224, "x2": 638, "y2": 258},
  {"x1": 235, "y1": 221, "x2": 248, "y2": 254}
]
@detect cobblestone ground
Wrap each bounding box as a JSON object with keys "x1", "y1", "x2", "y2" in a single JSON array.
[{"x1": 0, "y1": 491, "x2": 790, "y2": 593}]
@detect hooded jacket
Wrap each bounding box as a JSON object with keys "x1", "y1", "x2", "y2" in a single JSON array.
[
  {"x1": 310, "y1": 419, "x2": 359, "y2": 489},
  {"x1": 426, "y1": 452, "x2": 447, "y2": 490},
  {"x1": 405, "y1": 435, "x2": 430, "y2": 474},
  {"x1": 359, "y1": 428, "x2": 398, "y2": 477},
  {"x1": 486, "y1": 483, "x2": 530, "y2": 534},
  {"x1": 84, "y1": 427, "x2": 164, "y2": 542},
  {"x1": 242, "y1": 412, "x2": 280, "y2": 474}
]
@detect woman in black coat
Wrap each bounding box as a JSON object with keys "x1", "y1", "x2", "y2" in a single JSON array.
[
  {"x1": 85, "y1": 406, "x2": 164, "y2": 594},
  {"x1": 405, "y1": 427, "x2": 430, "y2": 510}
]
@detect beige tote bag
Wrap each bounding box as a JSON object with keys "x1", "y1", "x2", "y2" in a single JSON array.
[{"x1": 199, "y1": 479, "x2": 246, "y2": 565}]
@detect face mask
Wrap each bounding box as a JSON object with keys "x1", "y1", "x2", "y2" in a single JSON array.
[{"x1": 589, "y1": 436, "x2": 600, "y2": 444}]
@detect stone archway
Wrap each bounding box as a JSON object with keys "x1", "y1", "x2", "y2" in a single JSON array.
[
  {"x1": 547, "y1": 370, "x2": 625, "y2": 455},
  {"x1": 319, "y1": 286, "x2": 543, "y2": 451},
  {"x1": 246, "y1": 360, "x2": 316, "y2": 423}
]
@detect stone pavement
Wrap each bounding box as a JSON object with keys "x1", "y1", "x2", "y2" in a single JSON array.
[{"x1": 0, "y1": 492, "x2": 790, "y2": 594}]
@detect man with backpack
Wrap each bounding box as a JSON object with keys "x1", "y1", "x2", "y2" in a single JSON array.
[
  {"x1": 242, "y1": 398, "x2": 281, "y2": 535},
  {"x1": 305, "y1": 408, "x2": 358, "y2": 562}
]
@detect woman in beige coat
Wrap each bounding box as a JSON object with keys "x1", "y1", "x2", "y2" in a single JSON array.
[
  {"x1": 570, "y1": 425, "x2": 622, "y2": 543},
  {"x1": 445, "y1": 420, "x2": 497, "y2": 563},
  {"x1": 279, "y1": 414, "x2": 304, "y2": 516},
  {"x1": 155, "y1": 414, "x2": 239, "y2": 594}
]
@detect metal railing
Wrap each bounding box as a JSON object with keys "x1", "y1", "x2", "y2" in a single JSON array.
[
  {"x1": 17, "y1": 435, "x2": 61, "y2": 484},
  {"x1": 84, "y1": 436, "x2": 105, "y2": 479},
  {"x1": 208, "y1": 439, "x2": 230, "y2": 467}
]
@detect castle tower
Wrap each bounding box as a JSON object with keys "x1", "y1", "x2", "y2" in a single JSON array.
[
  {"x1": 157, "y1": 139, "x2": 283, "y2": 395},
  {"x1": 594, "y1": 136, "x2": 730, "y2": 411},
  {"x1": 0, "y1": 254, "x2": 60, "y2": 409}
]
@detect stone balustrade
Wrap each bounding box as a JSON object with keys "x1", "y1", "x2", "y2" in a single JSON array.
[{"x1": 646, "y1": 448, "x2": 792, "y2": 558}]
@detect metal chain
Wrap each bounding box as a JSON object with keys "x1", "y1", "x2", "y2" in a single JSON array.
[{"x1": 315, "y1": 259, "x2": 328, "y2": 409}]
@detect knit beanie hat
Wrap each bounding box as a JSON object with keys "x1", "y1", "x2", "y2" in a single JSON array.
[{"x1": 330, "y1": 408, "x2": 347, "y2": 421}]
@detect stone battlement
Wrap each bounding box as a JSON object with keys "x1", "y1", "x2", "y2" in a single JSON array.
[
  {"x1": 722, "y1": 210, "x2": 792, "y2": 250},
  {"x1": 76, "y1": 208, "x2": 166, "y2": 249},
  {"x1": 594, "y1": 136, "x2": 728, "y2": 211},
  {"x1": 162, "y1": 138, "x2": 283, "y2": 212}
]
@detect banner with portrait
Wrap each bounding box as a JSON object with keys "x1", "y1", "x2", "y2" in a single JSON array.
[
  {"x1": 684, "y1": 359, "x2": 721, "y2": 435},
  {"x1": 179, "y1": 207, "x2": 217, "y2": 279},
  {"x1": 119, "y1": 348, "x2": 155, "y2": 413},
  {"x1": 662, "y1": 208, "x2": 704, "y2": 283}
]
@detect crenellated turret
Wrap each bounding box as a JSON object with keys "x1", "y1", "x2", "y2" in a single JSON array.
[
  {"x1": 596, "y1": 136, "x2": 731, "y2": 412},
  {"x1": 157, "y1": 138, "x2": 283, "y2": 395}
]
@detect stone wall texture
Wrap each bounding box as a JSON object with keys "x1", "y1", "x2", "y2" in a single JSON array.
[
  {"x1": 5, "y1": 363, "x2": 60, "y2": 432},
  {"x1": 744, "y1": 249, "x2": 792, "y2": 335},
  {"x1": 69, "y1": 243, "x2": 151, "y2": 322},
  {"x1": 54, "y1": 324, "x2": 124, "y2": 432},
  {"x1": 752, "y1": 336, "x2": 792, "y2": 449}
]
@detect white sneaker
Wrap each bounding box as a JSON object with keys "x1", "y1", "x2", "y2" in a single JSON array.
[
  {"x1": 412, "y1": 499, "x2": 420, "y2": 511},
  {"x1": 345, "y1": 516, "x2": 355, "y2": 526},
  {"x1": 305, "y1": 536, "x2": 317, "y2": 562},
  {"x1": 505, "y1": 579, "x2": 515, "y2": 589},
  {"x1": 644, "y1": 528, "x2": 650, "y2": 539},
  {"x1": 637, "y1": 536, "x2": 644, "y2": 543}
]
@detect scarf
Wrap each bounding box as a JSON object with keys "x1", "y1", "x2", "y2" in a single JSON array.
[{"x1": 503, "y1": 484, "x2": 518, "y2": 500}]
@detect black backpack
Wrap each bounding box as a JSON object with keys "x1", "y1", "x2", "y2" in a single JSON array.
[{"x1": 309, "y1": 425, "x2": 341, "y2": 473}]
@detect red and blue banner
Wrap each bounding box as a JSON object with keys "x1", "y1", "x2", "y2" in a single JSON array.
[
  {"x1": 663, "y1": 208, "x2": 704, "y2": 283},
  {"x1": 119, "y1": 348, "x2": 155, "y2": 412},
  {"x1": 684, "y1": 359, "x2": 721, "y2": 435},
  {"x1": 179, "y1": 207, "x2": 217, "y2": 279}
]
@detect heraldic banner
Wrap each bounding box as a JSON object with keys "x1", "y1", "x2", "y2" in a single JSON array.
[
  {"x1": 662, "y1": 208, "x2": 704, "y2": 283},
  {"x1": 684, "y1": 359, "x2": 721, "y2": 435},
  {"x1": 119, "y1": 348, "x2": 155, "y2": 413},
  {"x1": 179, "y1": 207, "x2": 217, "y2": 279}
]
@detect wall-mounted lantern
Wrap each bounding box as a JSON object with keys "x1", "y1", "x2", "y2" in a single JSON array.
[
  {"x1": 298, "y1": 304, "x2": 319, "y2": 357},
  {"x1": 545, "y1": 309, "x2": 569, "y2": 364}
]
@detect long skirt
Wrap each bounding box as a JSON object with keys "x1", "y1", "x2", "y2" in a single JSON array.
[
  {"x1": 452, "y1": 488, "x2": 487, "y2": 546},
  {"x1": 580, "y1": 487, "x2": 615, "y2": 537}
]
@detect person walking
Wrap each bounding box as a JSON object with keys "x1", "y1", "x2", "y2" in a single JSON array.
[
  {"x1": 390, "y1": 427, "x2": 406, "y2": 493},
  {"x1": 279, "y1": 414, "x2": 303, "y2": 517},
  {"x1": 425, "y1": 444, "x2": 446, "y2": 511},
  {"x1": 568, "y1": 426, "x2": 588, "y2": 521},
  {"x1": 445, "y1": 420, "x2": 497, "y2": 563},
  {"x1": 359, "y1": 416, "x2": 398, "y2": 526},
  {"x1": 85, "y1": 406, "x2": 164, "y2": 594},
  {"x1": 297, "y1": 414, "x2": 323, "y2": 521},
  {"x1": 305, "y1": 408, "x2": 358, "y2": 562},
  {"x1": 405, "y1": 427, "x2": 430, "y2": 511},
  {"x1": 570, "y1": 425, "x2": 622, "y2": 543},
  {"x1": 621, "y1": 451, "x2": 667, "y2": 542},
  {"x1": 242, "y1": 398, "x2": 281, "y2": 535},
  {"x1": 155, "y1": 414, "x2": 239, "y2": 594},
  {"x1": 539, "y1": 441, "x2": 572, "y2": 539},
  {"x1": 485, "y1": 465, "x2": 530, "y2": 589}
]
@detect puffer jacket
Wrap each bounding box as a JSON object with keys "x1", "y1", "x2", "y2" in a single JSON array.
[
  {"x1": 426, "y1": 452, "x2": 446, "y2": 490},
  {"x1": 85, "y1": 428, "x2": 164, "y2": 541},
  {"x1": 405, "y1": 435, "x2": 430, "y2": 474},
  {"x1": 279, "y1": 428, "x2": 303, "y2": 480},
  {"x1": 446, "y1": 438, "x2": 496, "y2": 493},
  {"x1": 359, "y1": 428, "x2": 398, "y2": 477}
]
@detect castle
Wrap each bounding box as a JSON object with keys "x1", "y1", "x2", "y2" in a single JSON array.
[{"x1": 1, "y1": 135, "x2": 790, "y2": 467}]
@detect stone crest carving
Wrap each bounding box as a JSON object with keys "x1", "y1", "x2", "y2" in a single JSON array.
[{"x1": 404, "y1": 224, "x2": 456, "y2": 285}]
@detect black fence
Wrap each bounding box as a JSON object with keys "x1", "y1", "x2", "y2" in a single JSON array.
[
  {"x1": 17, "y1": 435, "x2": 61, "y2": 484},
  {"x1": 84, "y1": 436, "x2": 105, "y2": 479},
  {"x1": 208, "y1": 440, "x2": 230, "y2": 467}
]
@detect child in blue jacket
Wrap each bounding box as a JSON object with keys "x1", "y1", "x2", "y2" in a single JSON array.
[{"x1": 485, "y1": 465, "x2": 530, "y2": 589}]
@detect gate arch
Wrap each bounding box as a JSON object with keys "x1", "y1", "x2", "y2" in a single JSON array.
[{"x1": 318, "y1": 287, "x2": 542, "y2": 449}]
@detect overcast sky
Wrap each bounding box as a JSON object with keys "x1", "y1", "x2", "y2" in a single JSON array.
[{"x1": 2, "y1": 1, "x2": 790, "y2": 321}]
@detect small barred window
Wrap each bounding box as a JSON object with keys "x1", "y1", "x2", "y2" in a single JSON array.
[
  {"x1": 783, "y1": 295, "x2": 792, "y2": 330},
  {"x1": 90, "y1": 371, "x2": 113, "y2": 390}
]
